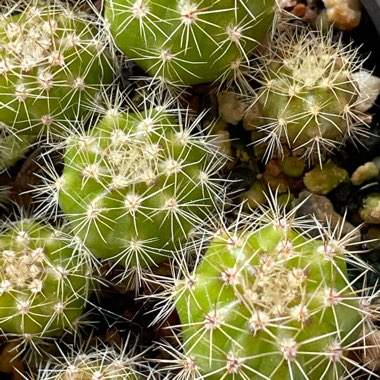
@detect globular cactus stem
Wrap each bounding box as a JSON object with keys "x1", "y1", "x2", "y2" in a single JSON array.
[
  {"x1": 247, "y1": 26, "x2": 372, "y2": 165},
  {"x1": 37, "y1": 338, "x2": 151, "y2": 380},
  {"x1": 0, "y1": 217, "x2": 93, "y2": 354},
  {"x1": 161, "y1": 200, "x2": 380, "y2": 379},
  {"x1": 105, "y1": 0, "x2": 276, "y2": 87},
  {"x1": 0, "y1": 0, "x2": 116, "y2": 139},
  {"x1": 35, "y1": 95, "x2": 229, "y2": 289}
]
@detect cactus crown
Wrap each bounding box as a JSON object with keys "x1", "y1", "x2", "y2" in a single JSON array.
[{"x1": 37, "y1": 339, "x2": 149, "y2": 380}]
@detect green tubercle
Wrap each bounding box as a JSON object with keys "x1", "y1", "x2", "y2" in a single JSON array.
[{"x1": 0, "y1": 133, "x2": 36, "y2": 172}]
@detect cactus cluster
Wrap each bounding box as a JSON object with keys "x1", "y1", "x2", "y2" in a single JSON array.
[
  {"x1": 0, "y1": 0, "x2": 379, "y2": 379},
  {"x1": 166, "y1": 203, "x2": 377, "y2": 379},
  {"x1": 105, "y1": 0, "x2": 275, "y2": 86}
]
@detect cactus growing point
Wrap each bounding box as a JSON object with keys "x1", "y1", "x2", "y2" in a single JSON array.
[{"x1": 37, "y1": 339, "x2": 149, "y2": 380}]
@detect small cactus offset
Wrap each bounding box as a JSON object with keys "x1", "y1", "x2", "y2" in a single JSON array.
[
  {"x1": 0, "y1": 218, "x2": 92, "y2": 343},
  {"x1": 49, "y1": 99, "x2": 228, "y2": 285},
  {"x1": 105, "y1": 0, "x2": 275, "y2": 86},
  {"x1": 169, "y1": 202, "x2": 378, "y2": 379},
  {"x1": 0, "y1": 0, "x2": 116, "y2": 138},
  {"x1": 37, "y1": 340, "x2": 149, "y2": 380},
  {"x1": 248, "y1": 27, "x2": 371, "y2": 164}
]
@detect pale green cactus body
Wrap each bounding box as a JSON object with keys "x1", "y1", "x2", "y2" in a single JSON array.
[
  {"x1": 173, "y1": 207, "x2": 373, "y2": 379},
  {"x1": 0, "y1": 219, "x2": 91, "y2": 338},
  {"x1": 105, "y1": 0, "x2": 275, "y2": 86},
  {"x1": 0, "y1": 1, "x2": 115, "y2": 137},
  {"x1": 249, "y1": 28, "x2": 370, "y2": 164},
  {"x1": 56, "y1": 105, "x2": 226, "y2": 282}
]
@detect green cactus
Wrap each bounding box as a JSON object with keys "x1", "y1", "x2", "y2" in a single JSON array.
[
  {"x1": 249, "y1": 27, "x2": 371, "y2": 164},
  {"x1": 37, "y1": 341, "x2": 147, "y2": 380},
  {"x1": 169, "y1": 202, "x2": 377, "y2": 379},
  {"x1": 105, "y1": 0, "x2": 275, "y2": 87},
  {"x1": 0, "y1": 0, "x2": 116, "y2": 138},
  {"x1": 48, "y1": 101, "x2": 227, "y2": 286},
  {"x1": 0, "y1": 133, "x2": 36, "y2": 172},
  {"x1": 0, "y1": 218, "x2": 92, "y2": 342}
]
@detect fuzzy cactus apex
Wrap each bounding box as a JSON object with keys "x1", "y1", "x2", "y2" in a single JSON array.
[
  {"x1": 173, "y1": 202, "x2": 379, "y2": 379},
  {"x1": 0, "y1": 0, "x2": 116, "y2": 137},
  {"x1": 55, "y1": 101, "x2": 228, "y2": 284},
  {"x1": 105, "y1": 0, "x2": 275, "y2": 86}
]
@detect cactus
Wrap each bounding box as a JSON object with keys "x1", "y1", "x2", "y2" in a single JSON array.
[
  {"x1": 0, "y1": 0, "x2": 116, "y2": 139},
  {"x1": 37, "y1": 340, "x2": 149, "y2": 380},
  {"x1": 43, "y1": 99, "x2": 228, "y2": 286},
  {"x1": 105, "y1": 0, "x2": 275, "y2": 87},
  {"x1": 0, "y1": 217, "x2": 92, "y2": 345},
  {"x1": 248, "y1": 27, "x2": 371, "y2": 165},
  {"x1": 0, "y1": 133, "x2": 36, "y2": 172},
  {"x1": 167, "y1": 201, "x2": 378, "y2": 379}
]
